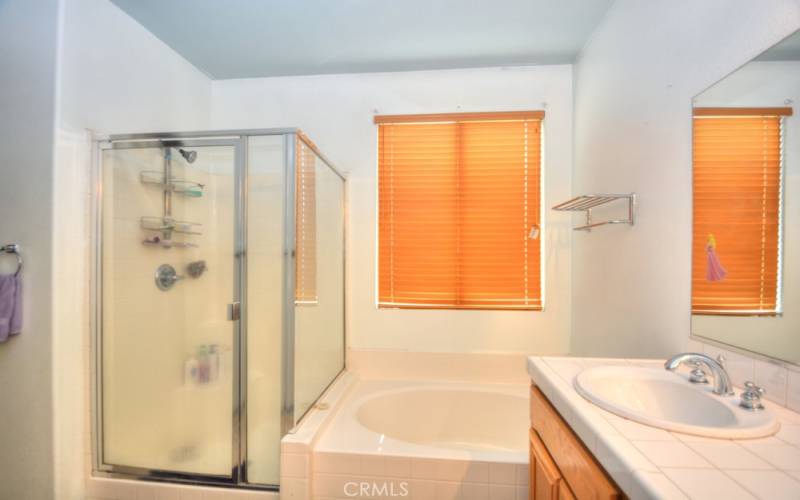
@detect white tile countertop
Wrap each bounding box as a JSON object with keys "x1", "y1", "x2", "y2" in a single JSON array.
[{"x1": 527, "y1": 356, "x2": 800, "y2": 500}]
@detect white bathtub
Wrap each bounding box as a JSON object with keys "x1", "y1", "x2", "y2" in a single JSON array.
[
  {"x1": 317, "y1": 379, "x2": 529, "y2": 461},
  {"x1": 309, "y1": 378, "x2": 530, "y2": 499}
]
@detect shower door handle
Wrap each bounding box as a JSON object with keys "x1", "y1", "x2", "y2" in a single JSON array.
[{"x1": 227, "y1": 302, "x2": 241, "y2": 321}]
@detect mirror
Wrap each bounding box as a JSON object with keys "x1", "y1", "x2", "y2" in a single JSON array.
[{"x1": 691, "y1": 30, "x2": 800, "y2": 364}]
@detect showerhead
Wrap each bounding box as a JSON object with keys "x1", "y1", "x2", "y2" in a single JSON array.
[{"x1": 179, "y1": 148, "x2": 197, "y2": 163}]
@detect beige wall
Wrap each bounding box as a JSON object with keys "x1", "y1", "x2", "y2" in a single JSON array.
[
  {"x1": 0, "y1": 1, "x2": 61, "y2": 499},
  {"x1": 571, "y1": 0, "x2": 800, "y2": 358},
  {"x1": 211, "y1": 65, "x2": 575, "y2": 356}
]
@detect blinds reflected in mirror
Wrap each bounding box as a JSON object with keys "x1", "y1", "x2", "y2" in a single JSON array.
[{"x1": 692, "y1": 110, "x2": 788, "y2": 315}]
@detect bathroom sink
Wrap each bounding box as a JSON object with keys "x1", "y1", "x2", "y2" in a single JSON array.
[{"x1": 574, "y1": 366, "x2": 779, "y2": 439}]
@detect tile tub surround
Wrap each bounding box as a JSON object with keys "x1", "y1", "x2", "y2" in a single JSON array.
[
  {"x1": 282, "y1": 371, "x2": 360, "y2": 499},
  {"x1": 528, "y1": 356, "x2": 800, "y2": 500},
  {"x1": 312, "y1": 452, "x2": 529, "y2": 500},
  {"x1": 308, "y1": 378, "x2": 530, "y2": 500}
]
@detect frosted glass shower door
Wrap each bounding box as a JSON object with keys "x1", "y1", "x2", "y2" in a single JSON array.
[
  {"x1": 245, "y1": 135, "x2": 286, "y2": 485},
  {"x1": 100, "y1": 142, "x2": 239, "y2": 478},
  {"x1": 293, "y1": 139, "x2": 345, "y2": 421}
]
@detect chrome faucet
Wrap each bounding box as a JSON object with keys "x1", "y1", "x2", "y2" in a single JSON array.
[
  {"x1": 739, "y1": 381, "x2": 766, "y2": 411},
  {"x1": 664, "y1": 353, "x2": 734, "y2": 396}
]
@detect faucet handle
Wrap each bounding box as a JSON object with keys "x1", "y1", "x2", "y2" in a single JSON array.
[
  {"x1": 743, "y1": 381, "x2": 765, "y2": 396},
  {"x1": 740, "y1": 381, "x2": 766, "y2": 411},
  {"x1": 688, "y1": 360, "x2": 709, "y2": 384},
  {"x1": 716, "y1": 354, "x2": 727, "y2": 368}
]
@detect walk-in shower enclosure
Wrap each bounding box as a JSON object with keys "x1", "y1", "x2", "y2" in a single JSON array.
[{"x1": 92, "y1": 130, "x2": 345, "y2": 488}]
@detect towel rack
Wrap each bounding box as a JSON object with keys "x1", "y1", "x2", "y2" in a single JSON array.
[
  {"x1": 552, "y1": 193, "x2": 636, "y2": 231},
  {"x1": 0, "y1": 243, "x2": 22, "y2": 276}
]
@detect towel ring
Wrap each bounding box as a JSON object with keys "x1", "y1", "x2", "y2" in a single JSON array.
[{"x1": 0, "y1": 244, "x2": 22, "y2": 277}]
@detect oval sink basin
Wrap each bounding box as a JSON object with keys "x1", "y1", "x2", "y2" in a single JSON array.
[{"x1": 575, "y1": 366, "x2": 779, "y2": 439}]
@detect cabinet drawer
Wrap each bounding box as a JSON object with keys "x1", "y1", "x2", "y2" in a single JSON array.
[{"x1": 530, "y1": 386, "x2": 621, "y2": 500}]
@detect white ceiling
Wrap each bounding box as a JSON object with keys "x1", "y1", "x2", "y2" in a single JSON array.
[
  {"x1": 109, "y1": 0, "x2": 614, "y2": 79},
  {"x1": 756, "y1": 30, "x2": 800, "y2": 61}
]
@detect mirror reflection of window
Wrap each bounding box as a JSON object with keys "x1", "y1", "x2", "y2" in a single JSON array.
[
  {"x1": 690, "y1": 29, "x2": 800, "y2": 364},
  {"x1": 692, "y1": 109, "x2": 789, "y2": 316}
]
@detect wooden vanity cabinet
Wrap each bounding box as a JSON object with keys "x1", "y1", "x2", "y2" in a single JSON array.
[{"x1": 529, "y1": 385, "x2": 623, "y2": 500}]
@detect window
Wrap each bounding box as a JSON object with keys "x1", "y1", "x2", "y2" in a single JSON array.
[
  {"x1": 376, "y1": 111, "x2": 544, "y2": 310},
  {"x1": 692, "y1": 107, "x2": 791, "y2": 315},
  {"x1": 296, "y1": 137, "x2": 317, "y2": 304}
]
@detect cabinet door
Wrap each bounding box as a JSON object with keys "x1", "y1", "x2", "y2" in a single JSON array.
[
  {"x1": 530, "y1": 430, "x2": 562, "y2": 500},
  {"x1": 558, "y1": 483, "x2": 576, "y2": 500},
  {"x1": 531, "y1": 386, "x2": 622, "y2": 499}
]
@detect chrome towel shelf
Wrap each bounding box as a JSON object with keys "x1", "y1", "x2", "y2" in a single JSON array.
[
  {"x1": 552, "y1": 193, "x2": 636, "y2": 231},
  {"x1": 0, "y1": 243, "x2": 22, "y2": 276}
]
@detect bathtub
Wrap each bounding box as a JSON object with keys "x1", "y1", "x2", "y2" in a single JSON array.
[{"x1": 309, "y1": 378, "x2": 530, "y2": 499}]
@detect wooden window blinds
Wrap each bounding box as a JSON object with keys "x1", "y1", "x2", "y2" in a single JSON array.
[
  {"x1": 692, "y1": 108, "x2": 791, "y2": 315},
  {"x1": 296, "y1": 138, "x2": 317, "y2": 304},
  {"x1": 376, "y1": 111, "x2": 544, "y2": 310}
]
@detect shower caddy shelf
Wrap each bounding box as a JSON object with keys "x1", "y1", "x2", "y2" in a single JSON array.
[
  {"x1": 140, "y1": 214, "x2": 203, "y2": 249},
  {"x1": 552, "y1": 193, "x2": 636, "y2": 231},
  {"x1": 142, "y1": 239, "x2": 198, "y2": 249},
  {"x1": 140, "y1": 216, "x2": 202, "y2": 235},
  {"x1": 140, "y1": 171, "x2": 205, "y2": 196},
  {"x1": 139, "y1": 158, "x2": 204, "y2": 249}
]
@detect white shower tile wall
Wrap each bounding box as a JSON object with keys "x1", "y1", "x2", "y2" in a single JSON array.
[
  {"x1": 689, "y1": 338, "x2": 800, "y2": 411},
  {"x1": 311, "y1": 452, "x2": 529, "y2": 500}
]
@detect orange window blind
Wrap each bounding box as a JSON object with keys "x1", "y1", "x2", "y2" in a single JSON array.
[
  {"x1": 377, "y1": 112, "x2": 543, "y2": 310},
  {"x1": 692, "y1": 112, "x2": 786, "y2": 315},
  {"x1": 296, "y1": 138, "x2": 317, "y2": 303}
]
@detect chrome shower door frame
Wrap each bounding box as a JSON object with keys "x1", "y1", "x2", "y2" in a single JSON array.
[
  {"x1": 92, "y1": 135, "x2": 258, "y2": 488},
  {"x1": 91, "y1": 129, "x2": 347, "y2": 491}
]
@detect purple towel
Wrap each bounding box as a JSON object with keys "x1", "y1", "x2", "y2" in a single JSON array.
[{"x1": 0, "y1": 274, "x2": 22, "y2": 342}]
